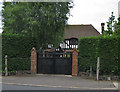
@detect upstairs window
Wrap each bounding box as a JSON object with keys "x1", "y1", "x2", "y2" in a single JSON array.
[{"x1": 69, "y1": 38, "x2": 78, "y2": 45}]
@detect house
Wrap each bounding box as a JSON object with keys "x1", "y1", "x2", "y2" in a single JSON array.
[
  {"x1": 44, "y1": 24, "x2": 100, "y2": 53},
  {"x1": 55, "y1": 24, "x2": 100, "y2": 52}
]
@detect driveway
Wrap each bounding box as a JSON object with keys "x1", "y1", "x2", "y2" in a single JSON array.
[{"x1": 1, "y1": 74, "x2": 119, "y2": 90}]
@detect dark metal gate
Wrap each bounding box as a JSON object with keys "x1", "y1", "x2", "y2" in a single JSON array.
[{"x1": 37, "y1": 52, "x2": 72, "y2": 75}]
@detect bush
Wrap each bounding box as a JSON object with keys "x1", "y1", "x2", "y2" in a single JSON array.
[
  {"x1": 2, "y1": 33, "x2": 37, "y2": 71},
  {"x1": 7, "y1": 58, "x2": 30, "y2": 71},
  {"x1": 2, "y1": 33, "x2": 37, "y2": 58},
  {"x1": 78, "y1": 36, "x2": 119, "y2": 76},
  {"x1": 98, "y1": 36, "x2": 119, "y2": 75}
]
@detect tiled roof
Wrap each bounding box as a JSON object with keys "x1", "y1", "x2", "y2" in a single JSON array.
[{"x1": 64, "y1": 24, "x2": 100, "y2": 39}]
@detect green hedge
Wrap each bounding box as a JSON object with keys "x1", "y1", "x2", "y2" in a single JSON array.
[
  {"x1": 2, "y1": 33, "x2": 37, "y2": 71},
  {"x1": 2, "y1": 58, "x2": 30, "y2": 71},
  {"x1": 0, "y1": 34, "x2": 2, "y2": 71},
  {"x1": 2, "y1": 34, "x2": 37, "y2": 58},
  {"x1": 78, "y1": 36, "x2": 119, "y2": 76}
]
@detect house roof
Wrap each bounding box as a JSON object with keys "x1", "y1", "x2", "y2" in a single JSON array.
[{"x1": 64, "y1": 24, "x2": 100, "y2": 39}]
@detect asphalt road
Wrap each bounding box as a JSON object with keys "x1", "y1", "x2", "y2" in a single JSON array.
[
  {"x1": 1, "y1": 74, "x2": 120, "y2": 90},
  {"x1": 2, "y1": 84, "x2": 119, "y2": 92},
  {"x1": 2, "y1": 84, "x2": 70, "y2": 90}
]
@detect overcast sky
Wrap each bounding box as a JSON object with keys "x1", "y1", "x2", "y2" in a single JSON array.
[
  {"x1": 68, "y1": 0, "x2": 120, "y2": 33},
  {"x1": 0, "y1": 0, "x2": 120, "y2": 33}
]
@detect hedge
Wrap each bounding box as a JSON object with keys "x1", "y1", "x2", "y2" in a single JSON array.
[
  {"x1": 78, "y1": 36, "x2": 119, "y2": 76},
  {"x1": 2, "y1": 33, "x2": 37, "y2": 71},
  {"x1": 0, "y1": 34, "x2": 2, "y2": 71},
  {"x1": 2, "y1": 34, "x2": 37, "y2": 58}
]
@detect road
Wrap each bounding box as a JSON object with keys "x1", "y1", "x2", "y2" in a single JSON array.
[
  {"x1": 2, "y1": 84, "x2": 70, "y2": 90},
  {"x1": 1, "y1": 84, "x2": 120, "y2": 91},
  {"x1": 1, "y1": 74, "x2": 120, "y2": 90}
]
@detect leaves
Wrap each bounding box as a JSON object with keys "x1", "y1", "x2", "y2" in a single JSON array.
[
  {"x1": 78, "y1": 36, "x2": 119, "y2": 76},
  {"x1": 103, "y1": 12, "x2": 120, "y2": 36},
  {"x1": 2, "y1": 2, "x2": 73, "y2": 49}
]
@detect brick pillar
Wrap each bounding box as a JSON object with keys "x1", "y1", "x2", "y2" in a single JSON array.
[
  {"x1": 31, "y1": 47, "x2": 37, "y2": 74},
  {"x1": 72, "y1": 48, "x2": 78, "y2": 76}
]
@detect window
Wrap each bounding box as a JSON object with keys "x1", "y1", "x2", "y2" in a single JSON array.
[
  {"x1": 48, "y1": 44, "x2": 53, "y2": 49},
  {"x1": 71, "y1": 45, "x2": 73, "y2": 48},
  {"x1": 76, "y1": 45, "x2": 78, "y2": 48},
  {"x1": 60, "y1": 42, "x2": 65, "y2": 48},
  {"x1": 69, "y1": 38, "x2": 78, "y2": 45}
]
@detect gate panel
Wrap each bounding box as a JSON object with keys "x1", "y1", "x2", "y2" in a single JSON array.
[
  {"x1": 37, "y1": 52, "x2": 72, "y2": 75},
  {"x1": 37, "y1": 58, "x2": 55, "y2": 74},
  {"x1": 55, "y1": 58, "x2": 72, "y2": 75}
]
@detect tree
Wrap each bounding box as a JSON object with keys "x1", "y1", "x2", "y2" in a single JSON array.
[
  {"x1": 114, "y1": 17, "x2": 120, "y2": 36},
  {"x1": 103, "y1": 12, "x2": 120, "y2": 36},
  {"x1": 2, "y1": 2, "x2": 73, "y2": 49}
]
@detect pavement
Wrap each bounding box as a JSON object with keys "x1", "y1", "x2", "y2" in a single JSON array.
[
  {"x1": 1, "y1": 74, "x2": 120, "y2": 90},
  {"x1": 2, "y1": 84, "x2": 71, "y2": 90}
]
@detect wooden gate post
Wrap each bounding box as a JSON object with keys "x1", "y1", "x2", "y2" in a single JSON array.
[
  {"x1": 96, "y1": 57, "x2": 100, "y2": 80},
  {"x1": 5, "y1": 55, "x2": 8, "y2": 76},
  {"x1": 31, "y1": 47, "x2": 37, "y2": 74},
  {"x1": 72, "y1": 48, "x2": 78, "y2": 76},
  {"x1": 90, "y1": 66, "x2": 93, "y2": 77}
]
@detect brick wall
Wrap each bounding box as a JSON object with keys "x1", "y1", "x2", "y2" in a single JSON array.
[{"x1": 72, "y1": 48, "x2": 78, "y2": 76}]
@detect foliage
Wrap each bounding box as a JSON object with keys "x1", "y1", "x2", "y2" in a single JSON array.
[
  {"x1": 2, "y1": 33, "x2": 36, "y2": 58},
  {"x1": 78, "y1": 36, "x2": 119, "y2": 76},
  {"x1": 0, "y1": 33, "x2": 2, "y2": 71},
  {"x1": 2, "y1": 2, "x2": 73, "y2": 71},
  {"x1": 103, "y1": 12, "x2": 120, "y2": 36},
  {"x1": 2, "y1": 2, "x2": 73, "y2": 49},
  {"x1": 2, "y1": 33, "x2": 36, "y2": 71},
  {"x1": 6, "y1": 58, "x2": 30, "y2": 71}
]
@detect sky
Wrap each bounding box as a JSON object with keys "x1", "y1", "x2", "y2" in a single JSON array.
[
  {"x1": 68, "y1": 0, "x2": 120, "y2": 33},
  {"x1": 0, "y1": 0, "x2": 120, "y2": 33}
]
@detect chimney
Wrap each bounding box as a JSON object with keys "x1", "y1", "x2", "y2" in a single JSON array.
[{"x1": 101, "y1": 23, "x2": 105, "y2": 34}]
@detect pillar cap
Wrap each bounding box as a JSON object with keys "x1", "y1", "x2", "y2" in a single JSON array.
[
  {"x1": 73, "y1": 48, "x2": 79, "y2": 53},
  {"x1": 31, "y1": 47, "x2": 36, "y2": 52}
]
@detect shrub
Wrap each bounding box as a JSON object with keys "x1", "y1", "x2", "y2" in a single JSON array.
[
  {"x1": 7, "y1": 58, "x2": 30, "y2": 71},
  {"x1": 78, "y1": 36, "x2": 119, "y2": 76},
  {"x1": 2, "y1": 33, "x2": 37, "y2": 71}
]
